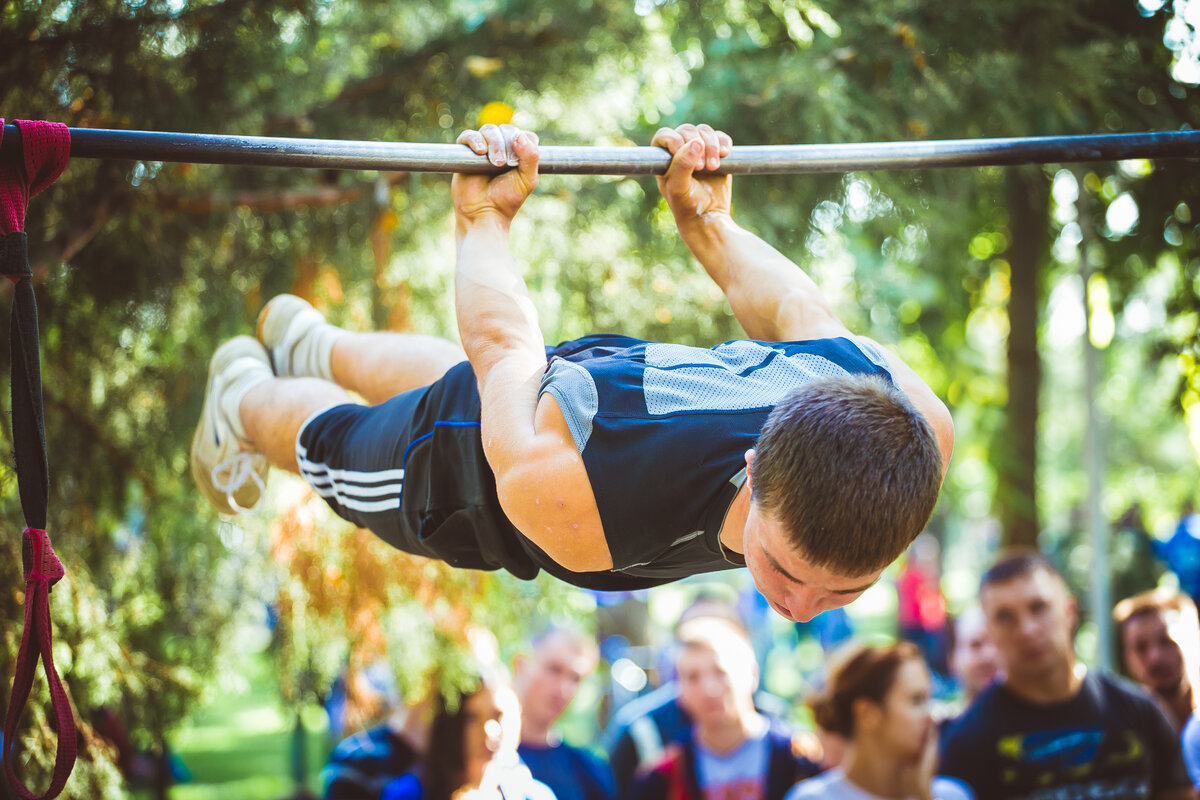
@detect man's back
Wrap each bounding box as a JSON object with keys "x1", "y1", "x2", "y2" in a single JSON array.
[
  {"x1": 322, "y1": 723, "x2": 416, "y2": 800},
  {"x1": 939, "y1": 671, "x2": 1190, "y2": 799},
  {"x1": 370, "y1": 333, "x2": 900, "y2": 592},
  {"x1": 532, "y1": 333, "x2": 896, "y2": 588}
]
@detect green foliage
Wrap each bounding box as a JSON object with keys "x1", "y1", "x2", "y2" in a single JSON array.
[
  {"x1": 638, "y1": 0, "x2": 1200, "y2": 543},
  {"x1": 0, "y1": 0, "x2": 1198, "y2": 795}
]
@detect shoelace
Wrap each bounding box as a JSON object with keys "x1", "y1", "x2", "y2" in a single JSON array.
[{"x1": 210, "y1": 453, "x2": 265, "y2": 513}]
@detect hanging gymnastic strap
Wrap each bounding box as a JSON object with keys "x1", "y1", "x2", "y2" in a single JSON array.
[{"x1": 0, "y1": 119, "x2": 76, "y2": 800}]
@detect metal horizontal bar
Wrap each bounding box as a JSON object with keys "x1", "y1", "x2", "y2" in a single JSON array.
[{"x1": 1, "y1": 124, "x2": 1198, "y2": 174}]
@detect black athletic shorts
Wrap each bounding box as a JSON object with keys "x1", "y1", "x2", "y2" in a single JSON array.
[{"x1": 294, "y1": 359, "x2": 541, "y2": 578}]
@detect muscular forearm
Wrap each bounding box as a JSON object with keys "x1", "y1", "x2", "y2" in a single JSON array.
[
  {"x1": 454, "y1": 216, "x2": 547, "y2": 381},
  {"x1": 675, "y1": 213, "x2": 844, "y2": 342}
]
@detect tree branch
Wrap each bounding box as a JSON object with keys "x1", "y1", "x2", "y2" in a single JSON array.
[{"x1": 152, "y1": 182, "x2": 368, "y2": 214}]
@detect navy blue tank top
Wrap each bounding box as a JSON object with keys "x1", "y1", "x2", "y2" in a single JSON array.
[{"x1": 538, "y1": 334, "x2": 895, "y2": 585}]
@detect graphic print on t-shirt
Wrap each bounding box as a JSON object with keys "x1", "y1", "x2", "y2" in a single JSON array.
[
  {"x1": 995, "y1": 726, "x2": 1150, "y2": 799},
  {"x1": 696, "y1": 733, "x2": 769, "y2": 800},
  {"x1": 701, "y1": 776, "x2": 766, "y2": 800}
]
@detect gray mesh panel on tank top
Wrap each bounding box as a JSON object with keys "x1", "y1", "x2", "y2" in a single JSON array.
[
  {"x1": 851, "y1": 335, "x2": 892, "y2": 372},
  {"x1": 538, "y1": 358, "x2": 598, "y2": 452},
  {"x1": 643, "y1": 341, "x2": 850, "y2": 415}
]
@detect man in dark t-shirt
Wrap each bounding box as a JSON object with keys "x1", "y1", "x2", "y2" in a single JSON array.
[
  {"x1": 514, "y1": 626, "x2": 615, "y2": 800},
  {"x1": 939, "y1": 552, "x2": 1191, "y2": 800},
  {"x1": 191, "y1": 122, "x2": 952, "y2": 620}
]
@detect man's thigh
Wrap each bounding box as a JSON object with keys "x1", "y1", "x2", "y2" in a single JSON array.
[
  {"x1": 296, "y1": 386, "x2": 428, "y2": 539},
  {"x1": 294, "y1": 361, "x2": 523, "y2": 573}
]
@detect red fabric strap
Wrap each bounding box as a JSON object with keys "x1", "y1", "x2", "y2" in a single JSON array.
[
  {"x1": 3, "y1": 529, "x2": 75, "y2": 800},
  {"x1": 0, "y1": 120, "x2": 70, "y2": 236},
  {"x1": 0, "y1": 118, "x2": 75, "y2": 799}
]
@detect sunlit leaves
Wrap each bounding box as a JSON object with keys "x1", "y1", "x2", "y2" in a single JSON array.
[{"x1": 0, "y1": 2, "x2": 1198, "y2": 794}]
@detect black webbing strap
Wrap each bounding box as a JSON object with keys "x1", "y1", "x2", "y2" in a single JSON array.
[
  {"x1": 0, "y1": 119, "x2": 75, "y2": 800},
  {"x1": 1, "y1": 233, "x2": 48, "y2": 530}
]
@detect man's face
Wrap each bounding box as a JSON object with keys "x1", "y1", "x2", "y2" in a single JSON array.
[
  {"x1": 675, "y1": 644, "x2": 754, "y2": 729},
  {"x1": 981, "y1": 570, "x2": 1077, "y2": 682},
  {"x1": 515, "y1": 637, "x2": 594, "y2": 729},
  {"x1": 742, "y1": 502, "x2": 881, "y2": 622},
  {"x1": 950, "y1": 606, "x2": 1003, "y2": 698},
  {"x1": 1122, "y1": 610, "x2": 1186, "y2": 695}
]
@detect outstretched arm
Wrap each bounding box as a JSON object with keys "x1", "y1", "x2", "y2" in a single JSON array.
[
  {"x1": 452, "y1": 125, "x2": 612, "y2": 572},
  {"x1": 654, "y1": 123, "x2": 954, "y2": 473},
  {"x1": 653, "y1": 123, "x2": 848, "y2": 343},
  {"x1": 453, "y1": 124, "x2": 546, "y2": 408}
]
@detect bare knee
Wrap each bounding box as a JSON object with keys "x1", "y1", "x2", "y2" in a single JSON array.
[
  {"x1": 240, "y1": 378, "x2": 353, "y2": 471},
  {"x1": 424, "y1": 336, "x2": 467, "y2": 374}
]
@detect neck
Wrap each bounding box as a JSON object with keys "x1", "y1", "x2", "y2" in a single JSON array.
[
  {"x1": 520, "y1": 716, "x2": 554, "y2": 748},
  {"x1": 842, "y1": 740, "x2": 922, "y2": 799},
  {"x1": 1005, "y1": 658, "x2": 1083, "y2": 705},
  {"x1": 719, "y1": 482, "x2": 751, "y2": 554},
  {"x1": 697, "y1": 708, "x2": 765, "y2": 755},
  {"x1": 1153, "y1": 681, "x2": 1194, "y2": 732}
]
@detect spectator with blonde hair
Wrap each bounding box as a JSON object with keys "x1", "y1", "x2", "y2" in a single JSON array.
[
  {"x1": 1114, "y1": 587, "x2": 1200, "y2": 788},
  {"x1": 787, "y1": 642, "x2": 970, "y2": 800},
  {"x1": 632, "y1": 617, "x2": 819, "y2": 800},
  {"x1": 605, "y1": 592, "x2": 796, "y2": 796},
  {"x1": 1114, "y1": 587, "x2": 1200, "y2": 734}
]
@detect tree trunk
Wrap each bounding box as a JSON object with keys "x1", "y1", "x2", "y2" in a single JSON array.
[
  {"x1": 998, "y1": 168, "x2": 1048, "y2": 549},
  {"x1": 291, "y1": 709, "x2": 308, "y2": 792},
  {"x1": 153, "y1": 735, "x2": 171, "y2": 800}
]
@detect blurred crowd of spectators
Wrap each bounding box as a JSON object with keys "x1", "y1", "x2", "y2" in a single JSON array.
[{"x1": 319, "y1": 506, "x2": 1200, "y2": 800}]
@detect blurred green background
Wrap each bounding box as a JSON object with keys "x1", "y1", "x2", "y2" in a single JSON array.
[{"x1": 2, "y1": 0, "x2": 1199, "y2": 796}]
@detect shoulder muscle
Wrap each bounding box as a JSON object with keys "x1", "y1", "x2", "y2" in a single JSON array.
[{"x1": 490, "y1": 393, "x2": 612, "y2": 573}]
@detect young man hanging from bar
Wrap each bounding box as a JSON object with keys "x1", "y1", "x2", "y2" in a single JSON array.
[{"x1": 190, "y1": 123, "x2": 953, "y2": 623}]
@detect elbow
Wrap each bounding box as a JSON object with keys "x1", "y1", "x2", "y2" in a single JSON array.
[
  {"x1": 777, "y1": 288, "x2": 842, "y2": 337},
  {"x1": 732, "y1": 285, "x2": 844, "y2": 342},
  {"x1": 458, "y1": 308, "x2": 516, "y2": 356},
  {"x1": 544, "y1": 543, "x2": 612, "y2": 574}
]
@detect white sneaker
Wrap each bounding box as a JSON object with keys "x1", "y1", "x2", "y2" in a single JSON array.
[
  {"x1": 256, "y1": 294, "x2": 345, "y2": 381},
  {"x1": 191, "y1": 336, "x2": 273, "y2": 514}
]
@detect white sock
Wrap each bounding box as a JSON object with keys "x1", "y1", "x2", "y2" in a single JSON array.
[
  {"x1": 283, "y1": 310, "x2": 346, "y2": 382},
  {"x1": 218, "y1": 357, "x2": 273, "y2": 447}
]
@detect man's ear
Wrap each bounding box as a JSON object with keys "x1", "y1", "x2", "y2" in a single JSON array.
[
  {"x1": 1067, "y1": 597, "x2": 1080, "y2": 632},
  {"x1": 745, "y1": 449, "x2": 756, "y2": 493}
]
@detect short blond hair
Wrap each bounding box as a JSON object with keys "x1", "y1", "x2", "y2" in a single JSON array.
[
  {"x1": 675, "y1": 617, "x2": 757, "y2": 680},
  {"x1": 1113, "y1": 587, "x2": 1200, "y2": 685},
  {"x1": 1113, "y1": 587, "x2": 1198, "y2": 630}
]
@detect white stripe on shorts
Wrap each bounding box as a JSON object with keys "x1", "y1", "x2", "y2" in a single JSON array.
[{"x1": 295, "y1": 436, "x2": 404, "y2": 515}]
